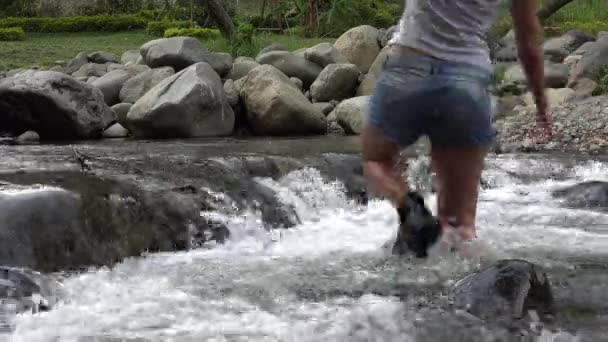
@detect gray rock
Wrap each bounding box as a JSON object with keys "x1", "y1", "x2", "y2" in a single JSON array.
[
  {"x1": 229, "y1": 56, "x2": 259, "y2": 80},
  {"x1": 256, "y1": 51, "x2": 323, "y2": 87},
  {"x1": 449, "y1": 260, "x2": 554, "y2": 320},
  {"x1": 111, "y1": 103, "x2": 133, "y2": 127},
  {"x1": 92, "y1": 69, "x2": 131, "y2": 106},
  {"x1": 7, "y1": 69, "x2": 25, "y2": 77},
  {"x1": 223, "y1": 79, "x2": 239, "y2": 108},
  {"x1": 65, "y1": 52, "x2": 89, "y2": 75},
  {"x1": 379, "y1": 25, "x2": 398, "y2": 47},
  {"x1": 119, "y1": 66, "x2": 175, "y2": 104},
  {"x1": 48, "y1": 65, "x2": 65, "y2": 74},
  {"x1": 504, "y1": 61, "x2": 569, "y2": 88},
  {"x1": 0, "y1": 71, "x2": 5, "y2": 79},
  {"x1": 126, "y1": 62, "x2": 234, "y2": 138},
  {"x1": 204, "y1": 52, "x2": 233, "y2": 77},
  {"x1": 86, "y1": 76, "x2": 98, "y2": 84},
  {"x1": 304, "y1": 42, "x2": 349, "y2": 68},
  {"x1": 552, "y1": 181, "x2": 608, "y2": 210},
  {"x1": 16, "y1": 131, "x2": 40, "y2": 144},
  {"x1": 257, "y1": 44, "x2": 288, "y2": 59},
  {"x1": 543, "y1": 30, "x2": 595, "y2": 63},
  {"x1": 310, "y1": 63, "x2": 359, "y2": 103},
  {"x1": 327, "y1": 121, "x2": 345, "y2": 135},
  {"x1": 571, "y1": 77, "x2": 598, "y2": 97},
  {"x1": 334, "y1": 96, "x2": 370, "y2": 135},
  {"x1": 570, "y1": 34, "x2": 608, "y2": 85},
  {"x1": 126, "y1": 64, "x2": 151, "y2": 76},
  {"x1": 290, "y1": 77, "x2": 303, "y2": 92},
  {"x1": 312, "y1": 102, "x2": 335, "y2": 116},
  {"x1": 240, "y1": 65, "x2": 326, "y2": 136},
  {"x1": 357, "y1": 46, "x2": 390, "y2": 96},
  {"x1": 88, "y1": 51, "x2": 118, "y2": 64},
  {"x1": 121, "y1": 50, "x2": 141, "y2": 65},
  {"x1": 293, "y1": 48, "x2": 307, "y2": 58},
  {"x1": 334, "y1": 25, "x2": 381, "y2": 73},
  {"x1": 0, "y1": 70, "x2": 115, "y2": 140},
  {"x1": 0, "y1": 266, "x2": 58, "y2": 315},
  {"x1": 135, "y1": 55, "x2": 145, "y2": 65},
  {"x1": 103, "y1": 123, "x2": 129, "y2": 138},
  {"x1": 107, "y1": 63, "x2": 126, "y2": 72},
  {"x1": 74, "y1": 76, "x2": 88, "y2": 82},
  {"x1": 234, "y1": 76, "x2": 247, "y2": 93},
  {"x1": 73, "y1": 63, "x2": 107, "y2": 78}
]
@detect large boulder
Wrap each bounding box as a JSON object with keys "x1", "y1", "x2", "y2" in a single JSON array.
[
  {"x1": 72, "y1": 63, "x2": 107, "y2": 78},
  {"x1": 570, "y1": 34, "x2": 608, "y2": 85},
  {"x1": 334, "y1": 25, "x2": 381, "y2": 73},
  {"x1": 228, "y1": 56, "x2": 260, "y2": 80},
  {"x1": 357, "y1": 46, "x2": 390, "y2": 96},
  {"x1": 256, "y1": 44, "x2": 288, "y2": 59},
  {"x1": 552, "y1": 181, "x2": 608, "y2": 210},
  {"x1": 504, "y1": 61, "x2": 569, "y2": 88},
  {"x1": 304, "y1": 42, "x2": 349, "y2": 68},
  {"x1": 0, "y1": 70, "x2": 115, "y2": 140},
  {"x1": 140, "y1": 37, "x2": 232, "y2": 75},
  {"x1": 126, "y1": 62, "x2": 234, "y2": 139},
  {"x1": 310, "y1": 63, "x2": 360, "y2": 103},
  {"x1": 240, "y1": 65, "x2": 327, "y2": 135},
  {"x1": 91, "y1": 69, "x2": 131, "y2": 106},
  {"x1": 119, "y1": 66, "x2": 175, "y2": 104},
  {"x1": 334, "y1": 96, "x2": 370, "y2": 135},
  {"x1": 449, "y1": 260, "x2": 555, "y2": 320},
  {"x1": 111, "y1": 103, "x2": 132, "y2": 127},
  {"x1": 88, "y1": 51, "x2": 118, "y2": 64},
  {"x1": 543, "y1": 30, "x2": 595, "y2": 63},
  {"x1": 255, "y1": 51, "x2": 323, "y2": 87}
]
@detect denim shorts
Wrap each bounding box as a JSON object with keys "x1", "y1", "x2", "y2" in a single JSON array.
[{"x1": 368, "y1": 52, "x2": 496, "y2": 147}]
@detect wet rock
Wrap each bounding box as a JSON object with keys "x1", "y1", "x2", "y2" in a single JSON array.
[
  {"x1": 504, "y1": 61, "x2": 569, "y2": 88},
  {"x1": 0, "y1": 173, "x2": 222, "y2": 272},
  {"x1": 103, "y1": 123, "x2": 129, "y2": 138},
  {"x1": 290, "y1": 77, "x2": 303, "y2": 92},
  {"x1": 449, "y1": 259, "x2": 555, "y2": 320},
  {"x1": 0, "y1": 267, "x2": 58, "y2": 315},
  {"x1": 256, "y1": 43, "x2": 288, "y2": 59},
  {"x1": 111, "y1": 103, "x2": 133, "y2": 127},
  {"x1": 73, "y1": 63, "x2": 107, "y2": 78},
  {"x1": 228, "y1": 56, "x2": 259, "y2": 80},
  {"x1": 310, "y1": 63, "x2": 359, "y2": 103},
  {"x1": 121, "y1": 50, "x2": 141, "y2": 65},
  {"x1": 119, "y1": 66, "x2": 175, "y2": 104},
  {"x1": 334, "y1": 25, "x2": 381, "y2": 73},
  {"x1": 552, "y1": 181, "x2": 608, "y2": 210},
  {"x1": 256, "y1": 51, "x2": 323, "y2": 88},
  {"x1": 240, "y1": 65, "x2": 326, "y2": 136},
  {"x1": 0, "y1": 70, "x2": 115, "y2": 140},
  {"x1": 15, "y1": 131, "x2": 39, "y2": 145},
  {"x1": 334, "y1": 96, "x2": 370, "y2": 135},
  {"x1": 223, "y1": 79, "x2": 239, "y2": 108},
  {"x1": 543, "y1": 30, "x2": 595, "y2": 63},
  {"x1": 313, "y1": 102, "x2": 335, "y2": 116},
  {"x1": 357, "y1": 45, "x2": 390, "y2": 96},
  {"x1": 91, "y1": 69, "x2": 131, "y2": 106},
  {"x1": 65, "y1": 52, "x2": 89, "y2": 75},
  {"x1": 304, "y1": 42, "x2": 349, "y2": 68},
  {"x1": 88, "y1": 51, "x2": 118, "y2": 64},
  {"x1": 126, "y1": 62, "x2": 234, "y2": 139}
]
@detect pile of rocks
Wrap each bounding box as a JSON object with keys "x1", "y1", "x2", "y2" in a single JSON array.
[
  {"x1": 0, "y1": 25, "x2": 389, "y2": 143},
  {"x1": 493, "y1": 29, "x2": 608, "y2": 154}
]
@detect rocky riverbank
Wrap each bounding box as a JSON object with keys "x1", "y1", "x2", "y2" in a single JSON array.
[{"x1": 1, "y1": 25, "x2": 606, "y2": 154}]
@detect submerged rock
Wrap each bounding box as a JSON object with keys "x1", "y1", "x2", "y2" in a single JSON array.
[
  {"x1": 449, "y1": 259, "x2": 555, "y2": 320},
  {"x1": 552, "y1": 181, "x2": 608, "y2": 210}
]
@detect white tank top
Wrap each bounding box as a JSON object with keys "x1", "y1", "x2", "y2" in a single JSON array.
[{"x1": 389, "y1": 0, "x2": 502, "y2": 72}]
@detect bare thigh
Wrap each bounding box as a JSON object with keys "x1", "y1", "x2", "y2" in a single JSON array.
[{"x1": 431, "y1": 145, "x2": 489, "y2": 239}]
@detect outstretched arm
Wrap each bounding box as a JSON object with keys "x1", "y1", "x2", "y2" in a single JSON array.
[{"x1": 511, "y1": 0, "x2": 552, "y2": 139}]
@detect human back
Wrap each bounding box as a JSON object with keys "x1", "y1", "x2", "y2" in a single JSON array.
[{"x1": 389, "y1": 0, "x2": 502, "y2": 72}]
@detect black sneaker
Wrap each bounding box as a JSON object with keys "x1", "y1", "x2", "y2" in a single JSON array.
[{"x1": 391, "y1": 191, "x2": 442, "y2": 258}]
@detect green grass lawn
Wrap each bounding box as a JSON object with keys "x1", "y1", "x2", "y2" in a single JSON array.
[{"x1": 0, "y1": 30, "x2": 334, "y2": 71}]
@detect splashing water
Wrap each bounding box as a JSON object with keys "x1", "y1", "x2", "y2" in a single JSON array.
[{"x1": 4, "y1": 154, "x2": 608, "y2": 342}]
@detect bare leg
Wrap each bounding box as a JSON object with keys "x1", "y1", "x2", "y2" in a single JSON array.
[
  {"x1": 430, "y1": 145, "x2": 489, "y2": 240},
  {"x1": 361, "y1": 123, "x2": 408, "y2": 208}
]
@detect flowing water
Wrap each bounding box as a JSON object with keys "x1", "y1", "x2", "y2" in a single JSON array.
[{"x1": 3, "y1": 153, "x2": 608, "y2": 342}]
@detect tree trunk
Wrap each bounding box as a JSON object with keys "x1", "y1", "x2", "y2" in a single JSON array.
[
  {"x1": 536, "y1": 0, "x2": 575, "y2": 23},
  {"x1": 306, "y1": 0, "x2": 318, "y2": 34},
  {"x1": 199, "y1": 0, "x2": 236, "y2": 39}
]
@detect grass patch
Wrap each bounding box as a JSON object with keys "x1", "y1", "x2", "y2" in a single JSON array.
[{"x1": 0, "y1": 30, "x2": 334, "y2": 70}]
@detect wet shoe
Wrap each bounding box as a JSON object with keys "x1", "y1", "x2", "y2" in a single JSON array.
[{"x1": 391, "y1": 191, "x2": 442, "y2": 258}]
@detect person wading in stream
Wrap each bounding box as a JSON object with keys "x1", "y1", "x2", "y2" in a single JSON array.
[{"x1": 362, "y1": 0, "x2": 553, "y2": 257}]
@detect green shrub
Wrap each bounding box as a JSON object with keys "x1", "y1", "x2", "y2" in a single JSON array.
[
  {"x1": 146, "y1": 20, "x2": 192, "y2": 36},
  {"x1": 318, "y1": 0, "x2": 400, "y2": 37},
  {"x1": 164, "y1": 27, "x2": 221, "y2": 40},
  {"x1": 0, "y1": 27, "x2": 25, "y2": 41},
  {"x1": 592, "y1": 65, "x2": 608, "y2": 96},
  {"x1": 284, "y1": 26, "x2": 306, "y2": 37},
  {"x1": 0, "y1": 14, "x2": 148, "y2": 33}
]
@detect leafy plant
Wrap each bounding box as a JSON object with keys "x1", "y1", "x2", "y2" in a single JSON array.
[
  {"x1": 0, "y1": 27, "x2": 26, "y2": 41},
  {"x1": 146, "y1": 19, "x2": 193, "y2": 36},
  {"x1": 164, "y1": 27, "x2": 221, "y2": 40}
]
